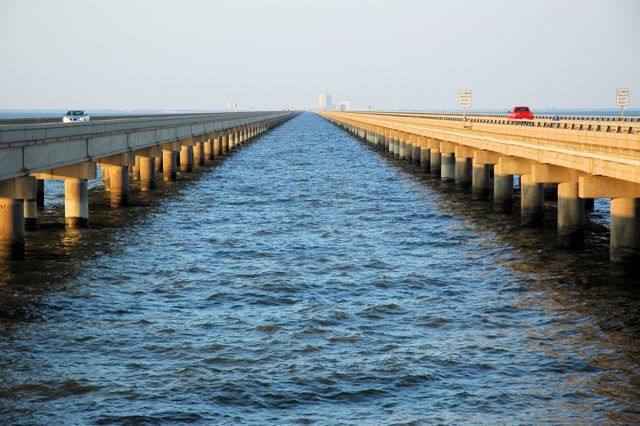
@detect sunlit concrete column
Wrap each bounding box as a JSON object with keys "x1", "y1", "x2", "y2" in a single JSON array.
[
  {"x1": 102, "y1": 166, "x2": 111, "y2": 191},
  {"x1": 494, "y1": 173, "x2": 513, "y2": 213},
  {"x1": 389, "y1": 131, "x2": 396, "y2": 155},
  {"x1": 384, "y1": 129, "x2": 391, "y2": 152},
  {"x1": 65, "y1": 178, "x2": 89, "y2": 228},
  {"x1": 233, "y1": 131, "x2": 239, "y2": 149},
  {"x1": 139, "y1": 157, "x2": 156, "y2": 191},
  {"x1": 0, "y1": 177, "x2": 34, "y2": 260},
  {"x1": 109, "y1": 166, "x2": 129, "y2": 207},
  {"x1": 520, "y1": 174, "x2": 544, "y2": 227},
  {"x1": 221, "y1": 135, "x2": 229, "y2": 154},
  {"x1": 194, "y1": 141, "x2": 205, "y2": 167},
  {"x1": 214, "y1": 136, "x2": 222, "y2": 157},
  {"x1": 557, "y1": 182, "x2": 584, "y2": 249},
  {"x1": 36, "y1": 179, "x2": 45, "y2": 207},
  {"x1": 204, "y1": 137, "x2": 213, "y2": 162},
  {"x1": 0, "y1": 197, "x2": 24, "y2": 260},
  {"x1": 398, "y1": 133, "x2": 407, "y2": 160},
  {"x1": 180, "y1": 145, "x2": 193, "y2": 173},
  {"x1": 163, "y1": 150, "x2": 177, "y2": 181},
  {"x1": 132, "y1": 160, "x2": 140, "y2": 182},
  {"x1": 24, "y1": 191, "x2": 37, "y2": 231},
  {"x1": 155, "y1": 155, "x2": 163, "y2": 173},
  {"x1": 610, "y1": 198, "x2": 640, "y2": 273},
  {"x1": 472, "y1": 160, "x2": 492, "y2": 201}
]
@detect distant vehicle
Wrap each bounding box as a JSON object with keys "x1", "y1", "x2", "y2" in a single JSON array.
[
  {"x1": 508, "y1": 106, "x2": 534, "y2": 120},
  {"x1": 63, "y1": 110, "x2": 90, "y2": 123}
]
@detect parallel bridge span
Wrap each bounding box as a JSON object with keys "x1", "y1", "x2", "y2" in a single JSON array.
[
  {"x1": 0, "y1": 111, "x2": 297, "y2": 260},
  {"x1": 318, "y1": 111, "x2": 640, "y2": 274}
]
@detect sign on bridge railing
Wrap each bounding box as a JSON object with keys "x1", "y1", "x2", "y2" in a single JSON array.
[
  {"x1": 616, "y1": 88, "x2": 629, "y2": 117},
  {"x1": 458, "y1": 90, "x2": 472, "y2": 124}
]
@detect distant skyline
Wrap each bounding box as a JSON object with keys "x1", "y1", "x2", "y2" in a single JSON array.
[{"x1": 1, "y1": 0, "x2": 638, "y2": 111}]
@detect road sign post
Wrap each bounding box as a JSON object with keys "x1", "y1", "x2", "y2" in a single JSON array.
[
  {"x1": 458, "y1": 90, "x2": 472, "y2": 124},
  {"x1": 616, "y1": 88, "x2": 629, "y2": 117}
]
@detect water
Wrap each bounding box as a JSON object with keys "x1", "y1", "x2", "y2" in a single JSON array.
[{"x1": 1, "y1": 112, "x2": 639, "y2": 424}]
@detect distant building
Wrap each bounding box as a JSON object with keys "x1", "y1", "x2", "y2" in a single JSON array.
[
  {"x1": 337, "y1": 100, "x2": 350, "y2": 111},
  {"x1": 319, "y1": 93, "x2": 333, "y2": 110}
]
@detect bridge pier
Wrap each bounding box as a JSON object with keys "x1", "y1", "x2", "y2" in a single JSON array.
[
  {"x1": 65, "y1": 178, "x2": 90, "y2": 228},
  {"x1": 610, "y1": 198, "x2": 640, "y2": 274},
  {"x1": 0, "y1": 197, "x2": 25, "y2": 260},
  {"x1": 398, "y1": 134, "x2": 406, "y2": 159},
  {"x1": 419, "y1": 137, "x2": 430, "y2": 172},
  {"x1": 163, "y1": 150, "x2": 178, "y2": 181},
  {"x1": 520, "y1": 174, "x2": 544, "y2": 227},
  {"x1": 494, "y1": 173, "x2": 514, "y2": 213},
  {"x1": 472, "y1": 161, "x2": 492, "y2": 201},
  {"x1": 557, "y1": 182, "x2": 585, "y2": 249},
  {"x1": 441, "y1": 153, "x2": 455, "y2": 182},
  {"x1": 411, "y1": 135, "x2": 420, "y2": 165},
  {"x1": 194, "y1": 140, "x2": 205, "y2": 167},
  {"x1": 139, "y1": 157, "x2": 156, "y2": 190},
  {"x1": 0, "y1": 177, "x2": 34, "y2": 260},
  {"x1": 24, "y1": 195, "x2": 38, "y2": 231},
  {"x1": 222, "y1": 135, "x2": 229, "y2": 154},
  {"x1": 180, "y1": 145, "x2": 193, "y2": 173},
  {"x1": 430, "y1": 145, "x2": 441, "y2": 177},
  {"x1": 108, "y1": 166, "x2": 129, "y2": 207}
]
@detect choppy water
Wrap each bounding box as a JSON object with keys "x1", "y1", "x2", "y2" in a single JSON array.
[{"x1": 1, "y1": 112, "x2": 639, "y2": 424}]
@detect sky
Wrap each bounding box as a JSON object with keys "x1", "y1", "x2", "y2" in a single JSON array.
[{"x1": 1, "y1": 0, "x2": 638, "y2": 111}]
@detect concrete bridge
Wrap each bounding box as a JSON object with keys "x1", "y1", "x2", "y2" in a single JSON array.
[
  {"x1": 0, "y1": 111, "x2": 296, "y2": 260},
  {"x1": 318, "y1": 111, "x2": 640, "y2": 274}
]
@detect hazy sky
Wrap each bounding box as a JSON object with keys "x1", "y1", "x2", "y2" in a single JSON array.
[{"x1": 1, "y1": 0, "x2": 638, "y2": 111}]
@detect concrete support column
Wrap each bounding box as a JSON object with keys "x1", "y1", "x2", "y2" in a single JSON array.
[
  {"x1": 472, "y1": 160, "x2": 492, "y2": 200},
  {"x1": 494, "y1": 173, "x2": 514, "y2": 213},
  {"x1": 389, "y1": 134, "x2": 396, "y2": 155},
  {"x1": 441, "y1": 153, "x2": 455, "y2": 182},
  {"x1": 557, "y1": 182, "x2": 584, "y2": 249},
  {"x1": 233, "y1": 132, "x2": 239, "y2": 149},
  {"x1": 132, "y1": 160, "x2": 140, "y2": 181},
  {"x1": 420, "y1": 147, "x2": 430, "y2": 172},
  {"x1": 398, "y1": 135, "x2": 407, "y2": 160},
  {"x1": 204, "y1": 139, "x2": 213, "y2": 161},
  {"x1": 139, "y1": 157, "x2": 156, "y2": 191},
  {"x1": 36, "y1": 179, "x2": 45, "y2": 207},
  {"x1": 214, "y1": 137, "x2": 222, "y2": 156},
  {"x1": 221, "y1": 135, "x2": 229, "y2": 154},
  {"x1": 520, "y1": 174, "x2": 544, "y2": 227},
  {"x1": 180, "y1": 145, "x2": 193, "y2": 173},
  {"x1": 24, "y1": 197, "x2": 37, "y2": 231},
  {"x1": 194, "y1": 141, "x2": 205, "y2": 167},
  {"x1": 411, "y1": 136, "x2": 420, "y2": 165},
  {"x1": 65, "y1": 178, "x2": 89, "y2": 228},
  {"x1": 155, "y1": 156, "x2": 163, "y2": 173},
  {"x1": 455, "y1": 156, "x2": 472, "y2": 191},
  {"x1": 430, "y1": 148, "x2": 441, "y2": 177},
  {"x1": 0, "y1": 197, "x2": 25, "y2": 260},
  {"x1": 384, "y1": 130, "x2": 390, "y2": 151},
  {"x1": 610, "y1": 198, "x2": 640, "y2": 273},
  {"x1": 163, "y1": 150, "x2": 177, "y2": 181},
  {"x1": 102, "y1": 166, "x2": 111, "y2": 191},
  {"x1": 109, "y1": 166, "x2": 129, "y2": 207}
]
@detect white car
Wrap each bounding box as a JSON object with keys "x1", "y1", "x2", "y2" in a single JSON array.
[{"x1": 62, "y1": 110, "x2": 90, "y2": 123}]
